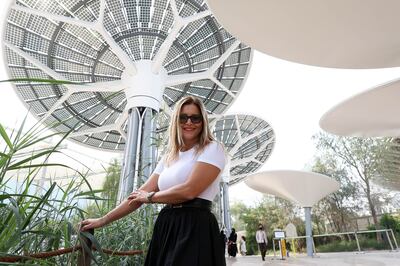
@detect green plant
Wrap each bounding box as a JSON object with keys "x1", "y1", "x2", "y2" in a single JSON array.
[
  {"x1": 380, "y1": 213, "x2": 400, "y2": 232},
  {"x1": 0, "y1": 116, "x2": 101, "y2": 264}
]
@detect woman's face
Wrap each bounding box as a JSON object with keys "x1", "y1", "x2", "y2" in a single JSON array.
[{"x1": 179, "y1": 103, "x2": 203, "y2": 144}]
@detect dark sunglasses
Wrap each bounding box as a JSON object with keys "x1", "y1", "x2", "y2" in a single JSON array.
[{"x1": 179, "y1": 114, "x2": 203, "y2": 124}]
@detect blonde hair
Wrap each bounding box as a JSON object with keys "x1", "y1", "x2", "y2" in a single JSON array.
[{"x1": 165, "y1": 96, "x2": 215, "y2": 165}]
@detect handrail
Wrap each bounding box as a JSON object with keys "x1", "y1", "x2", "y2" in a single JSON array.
[
  {"x1": 272, "y1": 228, "x2": 399, "y2": 257},
  {"x1": 0, "y1": 229, "x2": 143, "y2": 264}
]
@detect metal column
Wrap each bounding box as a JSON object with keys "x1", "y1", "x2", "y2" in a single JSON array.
[
  {"x1": 304, "y1": 207, "x2": 314, "y2": 257},
  {"x1": 222, "y1": 181, "x2": 231, "y2": 233},
  {"x1": 138, "y1": 108, "x2": 157, "y2": 188},
  {"x1": 117, "y1": 107, "x2": 157, "y2": 203},
  {"x1": 117, "y1": 108, "x2": 140, "y2": 203}
]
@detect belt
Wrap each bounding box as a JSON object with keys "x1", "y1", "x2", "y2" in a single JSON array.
[{"x1": 164, "y1": 198, "x2": 212, "y2": 211}]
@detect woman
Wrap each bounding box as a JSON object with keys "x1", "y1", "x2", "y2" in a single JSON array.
[
  {"x1": 227, "y1": 228, "x2": 238, "y2": 257},
  {"x1": 80, "y1": 96, "x2": 226, "y2": 266}
]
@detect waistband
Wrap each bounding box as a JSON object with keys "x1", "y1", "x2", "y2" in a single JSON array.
[{"x1": 164, "y1": 198, "x2": 212, "y2": 211}]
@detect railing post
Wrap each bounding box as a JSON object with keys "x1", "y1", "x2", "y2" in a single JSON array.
[
  {"x1": 312, "y1": 237, "x2": 316, "y2": 255},
  {"x1": 272, "y1": 238, "x2": 276, "y2": 258},
  {"x1": 385, "y1": 230, "x2": 394, "y2": 251},
  {"x1": 78, "y1": 228, "x2": 94, "y2": 266},
  {"x1": 390, "y1": 229, "x2": 398, "y2": 250},
  {"x1": 354, "y1": 231, "x2": 361, "y2": 252}
]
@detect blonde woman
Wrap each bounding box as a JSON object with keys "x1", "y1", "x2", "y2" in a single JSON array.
[{"x1": 80, "y1": 96, "x2": 226, "y2": 266}]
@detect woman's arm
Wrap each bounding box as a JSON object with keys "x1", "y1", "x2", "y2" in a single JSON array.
[
  {"x1": 80, "y1": 172, "x2": 160, "y2": 231},
  {"x1": 128, "y1": 161, "x2": 221, "y2": 205}
]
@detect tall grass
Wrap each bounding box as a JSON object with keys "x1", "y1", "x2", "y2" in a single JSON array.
[
  {"x1": 0, "y1": 78, "x2": 156, "y2": 264},
  {"x1": 0, "y1": 117, "x2": 155, "y2": 265},
  {"x1": 0, "y1": 115, "x2": 98, "y2": 264}
]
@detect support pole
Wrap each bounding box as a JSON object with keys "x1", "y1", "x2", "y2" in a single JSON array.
[
  {"x1": 390, "y1": 229, "x2": 399, "y2": 250},
  {"x1": 354, "y1": 232, "x2": 361, "y2": 252},
  {"x1": 304, "y1": 207, "x2": 313, "y2": 257},
  {"x1": 117, "y1": 106, "x2": 158, "y2": 203},
  {"x1": 222, "y1": 181, "x2": 231, "y2": 233},
  {"x1": 386, "y1": 230, "x2": 394, "y2": 251},
  {"x1": 117, "y1": 108, "x2": 140, "y2": 203},
  {"x1": 138, "y1": 108, "x2": 157, "y2": 188}
]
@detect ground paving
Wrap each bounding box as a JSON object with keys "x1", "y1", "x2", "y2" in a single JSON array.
[{"x1": 226, "y1": 250, "x2": 400, "y2": 265}]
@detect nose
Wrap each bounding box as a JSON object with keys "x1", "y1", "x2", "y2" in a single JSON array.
[{"x1": 184, "y1": 118, "x2": 194, "y2": 125}]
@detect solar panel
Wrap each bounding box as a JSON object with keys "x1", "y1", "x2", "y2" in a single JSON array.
[
  {"x1": 212, "y1": 114, "x2": 275, "y2": 185},
  {"x1": 4, "y1": 0, "x2": 252, "y2": 151}
]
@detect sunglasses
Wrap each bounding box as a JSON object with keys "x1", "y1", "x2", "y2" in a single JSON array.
[{"x1": 179, "y1": 114, "x2": 203, "y2": 124}]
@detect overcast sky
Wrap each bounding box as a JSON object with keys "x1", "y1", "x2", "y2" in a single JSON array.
[{"x1": 1, "y1": 0, "x2": 400, "y2": 205}]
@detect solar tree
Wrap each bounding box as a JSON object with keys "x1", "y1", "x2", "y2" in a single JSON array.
[
  {"x1": 3, "y1": 0, "x2": 252, "y2": 203},
  {"x1": 212, "y1": 114, "x2": 275, "y2": 232}
]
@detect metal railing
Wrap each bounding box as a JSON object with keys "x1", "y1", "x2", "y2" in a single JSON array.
[
  {"x1": 272, "y1": 228, "x2": 399, "y2": 258},
  {"x1": 0, "y1": 229, "x2": 143, "y2": 265}
]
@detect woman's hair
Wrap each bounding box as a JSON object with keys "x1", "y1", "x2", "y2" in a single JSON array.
[
  {"x1": 241, "y1": 236, "x2": 246, "y2": 241},
  {"x1": 165, "y1": 96, "x2": 215, "y2": 165}
]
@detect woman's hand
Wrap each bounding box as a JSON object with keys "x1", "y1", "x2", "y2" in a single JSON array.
[
  {"x1": 127, "y1": 189, "x2": 151, "y2": 205},
  {"x1": 80, "y1": 217, "x2": 107, "y2": 231}
]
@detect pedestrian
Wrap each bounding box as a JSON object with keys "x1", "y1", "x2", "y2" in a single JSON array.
[
  {"x1": 80, "y1": 96, "x2": 227, "y2": 266},
  {"x1": 228, "y1": 228, "x2": 238, "y2": 257},
  {"x1": 221, "y1": 229, "x2": 227, "y2": 254},
  {"x1": 256, "y1": 223, "x2": 268, "y2": 261},
  {"x1": 240, "y1": 235, "x2": 247, "y2": 256}
]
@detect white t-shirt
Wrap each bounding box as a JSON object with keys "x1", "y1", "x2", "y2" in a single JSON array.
[
  {"x1": 256, "y1": 230, "x2": 267, "y2": 244},
  {"x1": 154, "y1": 141, "x2": 226, "y2": 201}
]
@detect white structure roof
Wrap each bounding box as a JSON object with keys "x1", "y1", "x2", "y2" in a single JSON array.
[
  {"x1": 245, "y1": 170, "x2": 340, "y2": 207},
  {"x1": 208, "y1": 0, "x2": 400, "y2": 68},
  {"x1": 320, "y1": 78, "x2": 400, "y2": 137}
]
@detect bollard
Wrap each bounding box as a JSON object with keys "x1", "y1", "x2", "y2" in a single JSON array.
[{"x1": 78, "y1": 228, "x2": 94, "y2": 266}]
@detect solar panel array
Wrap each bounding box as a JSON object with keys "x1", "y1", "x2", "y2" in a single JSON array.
[
  {"x1": 4, "y1": 0, "x2": 252, "y2": 151},
  {"x1": 213, "y1": 114, "x2": 275, "y2": 185}
]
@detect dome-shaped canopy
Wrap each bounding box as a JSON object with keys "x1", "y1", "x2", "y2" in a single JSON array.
[
  {"x1": 208, "y1": 0, "x2": 400, "y2": 69},
  {"x1": 245, "y1": 170, "x2": 340, "y2": 207}
]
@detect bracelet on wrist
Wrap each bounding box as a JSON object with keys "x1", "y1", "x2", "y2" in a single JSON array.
[{"x1": 147, "y1": 191, "x2": 156, "y2": 203}]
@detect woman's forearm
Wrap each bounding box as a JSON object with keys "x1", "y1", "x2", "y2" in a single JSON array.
[
  {"x1": 150, "y1": 183, "x2": 194, "y2": 204},
  {"x1": 103, "y1": 200, "x2": 142, "y2": 225}
]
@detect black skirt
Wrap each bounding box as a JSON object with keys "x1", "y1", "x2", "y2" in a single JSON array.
[{"x1": 144, "y1": 199, "x2": 226, "y2": 266}]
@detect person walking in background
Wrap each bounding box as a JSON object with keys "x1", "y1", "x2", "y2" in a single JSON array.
[
  {"x1": 80, "y1": 96, "x2": 227, "y2": 266},
  {"x1": 256, "y1": 224, "x2": 268, "y2": 261},
  {"x1": 240, "y1": 235, "x2": 247, "y2": 256},
  {"x1": 227, "y1": 228, "x2": 238, "y2": 257},
  {"x1": 220, "y1": 229, "x2": 227, "y2": 255}
]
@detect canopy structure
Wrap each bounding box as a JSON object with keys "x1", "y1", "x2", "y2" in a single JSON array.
[
  {"x1": 207, "y1": 0, "x2": 400, "y2": 69},
  {"x1": 245, "y1": 170, "x2": 339, "y2": 207},
  {"x1": 320, "y1": 78, "x2": 400, "y2": 137},
  {"x1": 4, "y1": 0, "x2": 252, "y2": 152},
  {"x1": 3, "y1": 0, "x2": 253, "y2": 202},
  {"x1": 319, "y1": 79, "x2": 400, "y2": 191},
  {"x1": 245, "y1": 170, "x2": 340, "y2": 257},
  {"x1": 212, "y1": 114, "x2": 275, "y2": 185}
]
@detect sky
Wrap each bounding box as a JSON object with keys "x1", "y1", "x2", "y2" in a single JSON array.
[{"x1": 1, "y1": 0, "x2": 400, "y2": 205}]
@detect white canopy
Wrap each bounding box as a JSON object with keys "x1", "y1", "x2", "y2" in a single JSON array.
[
  {"x1": 208, "y1": 0, "x2": 400, "y2": 68},
  {"x1": 320, "y1": 78, "x2": 400, "y2": 137},
  {"x1": 245, "y1": 170, "x2": 340, "y2": 207}
]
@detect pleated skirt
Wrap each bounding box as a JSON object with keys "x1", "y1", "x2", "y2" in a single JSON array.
[{"x1": 144, "y1": 205, "x2": 226, "y2": 266}]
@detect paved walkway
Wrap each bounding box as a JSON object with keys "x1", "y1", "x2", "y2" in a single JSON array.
[{"x1": 226, "y1": 251, "x2": 400, "y2": 265}]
